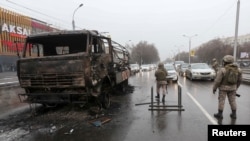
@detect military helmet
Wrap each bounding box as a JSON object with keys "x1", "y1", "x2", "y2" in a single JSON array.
[
  {"x1": 223, "y1": 55, "x2": 234, "y2": 63},
  {"x1": 158, "y1": 63, "x2": 164, "y2": 67}
]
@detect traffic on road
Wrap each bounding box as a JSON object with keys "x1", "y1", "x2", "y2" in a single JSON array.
[{"x1": 0, "y1": 68, "x2": 250, "y2": 141}]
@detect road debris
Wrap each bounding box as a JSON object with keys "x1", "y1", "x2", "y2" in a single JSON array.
[
  {"x1": 64, "y1": 129, "x2": 74, "y2": 135},
  {"x1": 89, "y1": 116, "x2": 111, "y2": 127}
]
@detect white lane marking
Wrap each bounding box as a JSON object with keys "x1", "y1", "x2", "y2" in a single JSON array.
[{"x1": 186, "y1": 92, "x2": 218, "y2": 125}]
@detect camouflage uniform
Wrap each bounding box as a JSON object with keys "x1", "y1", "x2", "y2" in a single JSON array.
[
  {"x1": 212, "y1": 55, "x2": 242, "y2": 119},
  {"x1": 155, "y1": 63, "x2": 168, "y2": 102},
  {"x1": 212, "y1": 58, "x2": 219, "y2": 74}
]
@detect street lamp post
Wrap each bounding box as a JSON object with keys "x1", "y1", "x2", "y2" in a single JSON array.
[
  {"x1": 72, "y1": 3, "x2": 83, "y2": 30},
  {"x1": 233, "y1": 0, "x2": 240, "y2": 62},
  {"x1": 183, "y1": 34, "x2": 197, "y2": 64}
]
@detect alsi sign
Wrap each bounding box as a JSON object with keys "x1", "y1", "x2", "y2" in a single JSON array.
[{"x1": 1, "y1": 23, "x2": 31, "y2": 36}]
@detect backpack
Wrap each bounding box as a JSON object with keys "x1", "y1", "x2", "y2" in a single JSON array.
[
  {"x1": 226, "y1": 67, "x2": 238, "y2": 84},
  {"x1": 155, "y1": 69, "x2": 167, "y2": 81}
]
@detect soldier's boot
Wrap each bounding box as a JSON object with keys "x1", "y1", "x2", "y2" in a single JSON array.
[
  {"x1": 155, "y1": 93, "x2": 160, "y2": 99},
  {"x1": 230, "y1": 110, "x2": 237, "y2": 119},
  {"x1": 162, "y1": 95, "x2": 165, "y2": 102},
  {"x1": 214, "y1": 110, "x2": 223, "y2": 119}
]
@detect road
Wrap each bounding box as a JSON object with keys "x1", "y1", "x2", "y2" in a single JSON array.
[{"x1": 0, "y1": 70, "x2": 250, "y2": 141}]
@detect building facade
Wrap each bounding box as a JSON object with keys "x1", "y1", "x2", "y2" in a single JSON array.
[
  {"x1": 0, "y1": 7, "x2": 57, "y2": 72},
  {"x1": 220, "y1": 34, "x2": 250, "y2": 45}
]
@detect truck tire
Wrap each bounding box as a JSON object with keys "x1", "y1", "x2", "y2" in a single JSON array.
[
  {"x1": 99, "y1": 82, "x2": 111, "y2": 109},
  {"x1": 101, "y1": 92, "x2": 110, "y2": 109},
  {"x1": 117, "y1": 79, "x2": 128, "y2": 93}
]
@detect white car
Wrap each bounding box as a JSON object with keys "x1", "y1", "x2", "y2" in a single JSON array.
[
  {"x1": 185, "y1": 63, "x2": 216, "y2": 81},
  {"x1": 130, "y1": 64, "x2": 140, "y2": 74},
  {"x1": 174, "y1": 61, "x2": 185, "y2": 70},
  {"x1": 164, "y1": 64, "x2": 178, "y2": 82},
  {"x1": 141, "y1": 64, "x2": 151, "y2": 71}
]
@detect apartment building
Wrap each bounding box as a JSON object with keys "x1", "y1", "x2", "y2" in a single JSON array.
[{"x1": 220, "y1": 34, "x2": 250, "y2": 45}]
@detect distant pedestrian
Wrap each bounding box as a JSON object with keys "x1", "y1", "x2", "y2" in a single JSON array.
[
  {"x1": 212, "y1": 55, "x2": 242, "y2": 119},
  {"x1": 155, "y1": 63, "x2": 168, "y2": 102},
  {"x1": 212, "y1": 58, "x2": 219, "y2": 74}
]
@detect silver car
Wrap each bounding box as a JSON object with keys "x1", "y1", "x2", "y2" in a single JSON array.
[
  {"x1": 164, "y1": 64, "x2": 178, "y2": 82},
  {"x1": 185, "y1": 63, "x2": 216, "y2": 81},
  {"x1": 179, "y1": 63, "x2": 189, "y2": 77},
  {"x1": 141, "y1": 64, "x2": 151, "y2": 71}
]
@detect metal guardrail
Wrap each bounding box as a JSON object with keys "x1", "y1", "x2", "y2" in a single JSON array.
[{"x1": 148, "y1": 85, "x2": 185, "y2": 111}]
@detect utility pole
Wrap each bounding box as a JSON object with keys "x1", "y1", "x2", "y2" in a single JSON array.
[
  {"x1": 233, "y1": 0, "x2": 240, "y2": 62},
  {"x1": 183, "y1": 34, "x2": 197, "y2": 64}
]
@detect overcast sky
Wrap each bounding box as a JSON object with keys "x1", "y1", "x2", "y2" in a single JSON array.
[{"x1": 1, "y1": 0, "x2": 250, "y2": 61}]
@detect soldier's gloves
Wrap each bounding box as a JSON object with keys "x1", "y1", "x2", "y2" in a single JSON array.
[{"x1": 213, "y1": 89, "x2": 216, "y2": 94}]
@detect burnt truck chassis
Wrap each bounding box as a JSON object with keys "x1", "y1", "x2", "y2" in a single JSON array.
[{"x1": 17, "y1": 30, "x2": 130, "y2": 109}]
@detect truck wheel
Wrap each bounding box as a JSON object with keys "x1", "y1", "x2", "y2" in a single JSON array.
[
  {"x1": 101, "y1": 92, "x2": 110, "y2": 109},
  {"x1": 119, "y1": 79, "x2": 128, "y2": 93},
  {"x1": 124, "y1": 79, "x2": 129, "y2": 85},
  {"x1": 99, "y1": 83, "x2": 111, "y2": 109}
]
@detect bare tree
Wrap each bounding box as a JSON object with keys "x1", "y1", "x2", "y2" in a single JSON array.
[
  {"x1": 130, "y1": 41, "x2": 160, "y2": 65},
  {"x1": 177, "y1": 39, "x2": 234, "y2": 65}
]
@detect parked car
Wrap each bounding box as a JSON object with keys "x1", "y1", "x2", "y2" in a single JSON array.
[
  {"x1": 179, "y1": 63, "x2": 189, "y2": 76},
  {"x1": 130, "y1": 64, "x2": 140, "y2": 74},
  {"x1": 141, "y1": 64, "x2": 151, "y2": 71},
  {"x1": 185, "y1": 63, "x2": 216, "y2": 81},
  {"x1": 164, "y1": 64, "x2": 178, "y2": 82}
]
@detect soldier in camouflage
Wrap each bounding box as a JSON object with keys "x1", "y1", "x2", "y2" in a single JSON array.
[
  {"x1": 212, "y1": 58, "x2": 219, "y2": 74},
  {"x1": 155, "y1": 63, "x2": 168, "y2": 102},
  {"x1": 212, "y1": 55, "x2": 242, "y2": 119}
]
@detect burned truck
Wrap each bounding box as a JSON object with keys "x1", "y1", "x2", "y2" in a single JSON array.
[{"x1": 17, "y1": 30, "x2": 130, "y2": 109}]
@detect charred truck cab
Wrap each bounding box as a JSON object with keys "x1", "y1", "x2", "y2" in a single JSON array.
[{"x1": 17, "y1": 30, "x2": 130, "y2": 109}]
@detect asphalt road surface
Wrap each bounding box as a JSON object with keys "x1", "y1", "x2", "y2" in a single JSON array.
[{"x1": 0, "y1": 70, "x2": 250, "y2": 141}]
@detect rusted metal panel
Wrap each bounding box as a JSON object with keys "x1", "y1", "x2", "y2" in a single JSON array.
[
  {"x1": 115, "y1": 69, "x2": 130, "y2": 84},
  {"x1": 17, "y1": 29, "x2": 130, "y2": 108}
]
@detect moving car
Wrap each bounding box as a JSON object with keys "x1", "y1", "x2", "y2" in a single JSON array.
[
  {"x1": 141, "y1": 64, "x2": 151, "y2": 71},
  {"x1": 179, "y1": 63, "x2": 189, "y2": 76},
  {"x1": 174, "y1": 61, "x2": 185, "y2": 71},
  {"x1": 164, "y1": 64, "x2": 178, "y2": 82},
  {"x1": 185, "y1": 63, "x2": 216, "y2": 81},
  {"x1": 130, "y1": 64, "x2": 140, "y2": 74}
]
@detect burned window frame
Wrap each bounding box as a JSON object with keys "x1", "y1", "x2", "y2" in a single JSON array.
[
  {"x1": 22, "y1": 34, "x2": 88, "y2": 58},
  {"x1": 90, "y1": 36, "x2": 110, "y2": 55}
]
